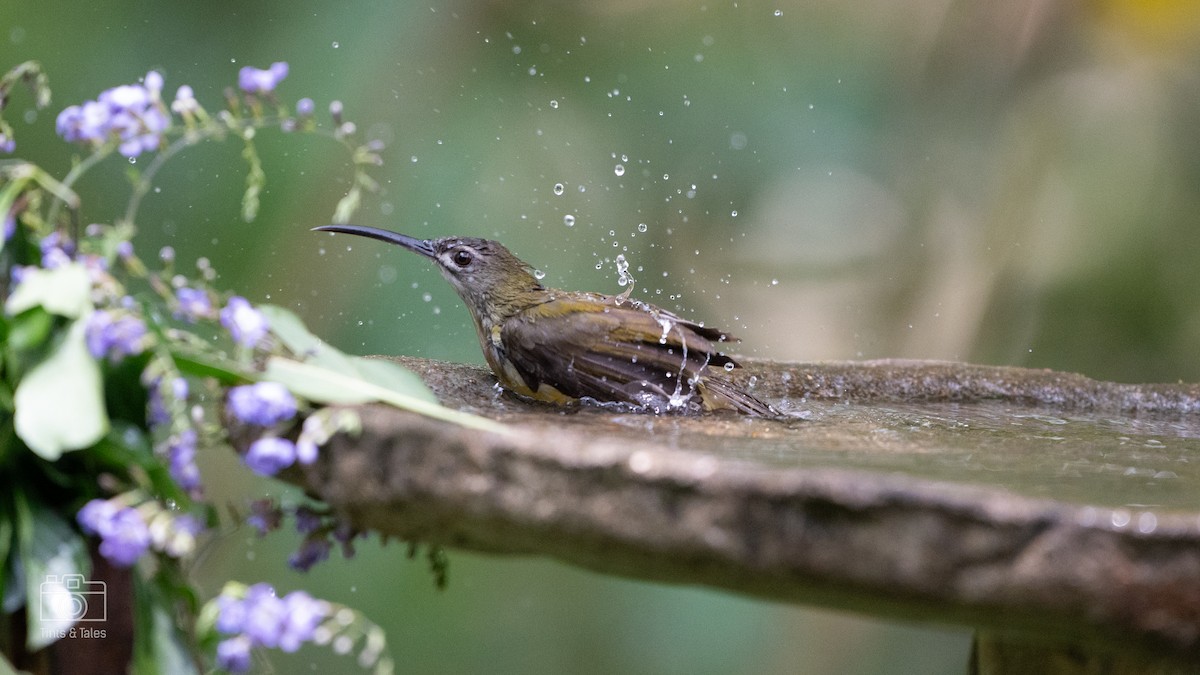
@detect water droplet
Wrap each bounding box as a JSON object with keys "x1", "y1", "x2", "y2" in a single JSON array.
[
  {"x1": 533, "y1": 269, "x2": 546, "y2": 280},
  {"x1": 774, "y1": 9, "x2": 782, "y2": 16},
  {"x1": 549, "y1": 99, "x2": 559, "y2": 109},
  {"x1": 422, "y1": 293, "x2": 432, "y2": 302},
  {"x1": 615, "y1": 254, "x2": 633, "y2": 287},
  {"x1": 731, "y1": 210, "x2": 738, "y2": 217},
  {"x1": 553, "y1": 183, "x2": 565, "y2": 196},
  {"x1": 410, "y1": 155, "x2": 418, "y2": 163},
  {"x1": 614, "y1": 164, "x2": 625, "y2": 177},
  {"x1": 563, "y1": 214, "x2": 576, "y2": 227},
  {"x1": 332, "y1": 41, "x2": 340, "y2": 48},
  {"x1": 637, "y1": 223, "x2": 648, "y2": 233},
  {"x1": 128, "y1": 156, "x2": 137, "y2": 164},
  {"x1": 723, "y1": 362, "x2": 735, "y2": 372},
  {"x1": 771, "y1": 278, "x2": 779, "y2": 286}
]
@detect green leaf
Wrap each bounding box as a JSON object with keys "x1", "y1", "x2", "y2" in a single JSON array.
[
  {"x1": 131, "y1": 574, "x2": 198, "y2": 675},
  {"x1": 240, "y1": 137, "x2": 264, "y2": 223},
  {"x1": 5, "y1": 307, "x2": 53, "y2": 354},
  {"x1": 263, "y1": 356, "x2": 508, "y2": 434},
  {"x1": 169, "y1": 349, "x2": 248, "y2": 385},
  {"x1": 4, "y1": 263, "x2": 92, "y2": 319},
  {"x1": 17, "y1": 498, "x2": 90, "y2": 650},
  {"x1": 352, "y1": 357, "x2": 437, "y2": 401},
  {"x1": 259, "y1": 304, "x2": 433, "y2": 398},
  {"x1": 0, "y1": 652, "x2": 25, "y2": 675},
  {"x1": 258, "y1": 304, "x2": 358, "y2": 372},
  {"x1": 14, "y1": 316, "x2": 109, "y2": 459},
  {"x1": 0, "y1": 506, "x2": 14, "y2": 612},
  {"x1": 332, "y1": 185, "x2": 361, "y2": 224}
]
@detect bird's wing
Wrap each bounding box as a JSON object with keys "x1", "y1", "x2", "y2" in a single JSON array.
[{"x1": 499, "y1": 294, "x2": 738, "y2": 407}]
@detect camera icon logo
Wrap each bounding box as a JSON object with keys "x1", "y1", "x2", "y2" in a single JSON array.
[{"x1": 39, "y1": 574, "x2": 107, "y2": 624}]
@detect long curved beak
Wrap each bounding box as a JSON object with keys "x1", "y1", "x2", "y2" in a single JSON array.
[{"x1": 312, "y1": 224, "x2": 436, "y2": 258}]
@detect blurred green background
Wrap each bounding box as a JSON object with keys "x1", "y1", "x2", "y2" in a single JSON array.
[{"x1": 5, "y1": 0, "x2": 1200, "y2": 672}]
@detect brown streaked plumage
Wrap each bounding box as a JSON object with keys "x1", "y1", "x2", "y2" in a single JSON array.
[{"x1": 313, "y1": 224, "x2": 775, "y2": 416}]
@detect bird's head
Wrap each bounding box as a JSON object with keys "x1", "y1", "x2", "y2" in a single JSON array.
[{"x1": 313, "y1": 224, "x2": 544, "y2": 322}]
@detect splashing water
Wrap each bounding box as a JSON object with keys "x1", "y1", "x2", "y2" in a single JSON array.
[
  {"x1": 656, "y1": 316, "x2": 673, "y2": 345},
  {"x1": 615, "y1": 254, "x2": 632, "y2": 287}
]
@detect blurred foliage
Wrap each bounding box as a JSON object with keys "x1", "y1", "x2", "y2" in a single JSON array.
[{"x1": 4, "y1": 0, "x2": 1200, "y2": 672}]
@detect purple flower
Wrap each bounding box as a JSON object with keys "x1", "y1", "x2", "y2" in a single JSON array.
[
  {"x1": 0, "y1": 132, "x2": 13, "y2": 154},
  {"x1": 295, "y1": 97, "x2": 314, "y2": 117},
  {"x1": 246, "y1": 499, "x2": 283, "y2": 536},
  {"x1": 238, "y1": 62, "x2": 289, "y2": 95},
  {"x1": 115, "y1": 240, "x2": 134, "y2": 260},
  {"x1": 143, "y1": 71, "x2": 163, "y2": 97},
  {"x1": 148, "y1": 376, "x2": 188, "y2": 427},
  {"x1": 295, "y1": 436, "x2": 318, "y2": 465},
  {"x1": 2, "y1": 209, "x2": 14, "y2": 242},
  {"x1": 10, "y1": 265, "x2": 32, "y2": 286},
  {"x1": 77, "y1": 500, "x2": 151, "y2": 567},
  {"x1": 214, "y1": 583, "x2": 329, "y2": 665},
  {"x1": 166, "y1": 429, "x2": 202, "y2": 495},
  {"x1": 288, "y1": 537, "x2": 332, "y2": 572},
  {"x1": 171, "y1": 85, "x2": 199, "y2": 116},
  {"x1": 216, "y1": 593, "x2": 249, "y2": 634},
  {"x1": 175, "y1": 286, "x2": 212, "y2": 321},
  {"x1": 39, "y1": 231, "x2": 74, "y2": 268},
  {"x1": 77, "y1": 499, "x2": 118, "y2": 533},
  {"x1": 216, "y1": 637, "x2": 253, "y2": 673},
  {"x1": 85, "y1": 310, "x2": 148, "y2": 363},
  {"x1": 293, "y1": 506, "x2": 322, "y2": 534},
  {"x1": 241, "y1": 584, "x2": 288, "y2": 649},
  {"x1": 220, "y1": 296, "x2": 269, "y2": 348},
  {"x1": 56, "y1": 73, "x2": 170, "y2": 157},
  {"x1": 158, "y1": 513, "x2": 205, "y2": 558},
  {"x1": 244, "y1": 437, "x2": 296, "y2": 476},
  {"x1": 278, "y1": 591, "x2": 327, "y2": 652},
  {"x1": 227, "y1": 382, "x2": 296, "y2": 426}
]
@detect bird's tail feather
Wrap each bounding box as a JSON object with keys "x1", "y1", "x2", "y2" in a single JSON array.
[{"x1": 698, "y1": 375, "x2": 777, "y2": 417}]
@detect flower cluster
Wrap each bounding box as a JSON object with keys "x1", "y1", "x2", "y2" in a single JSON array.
[
  {"x1": 227, "y1": 381, "x2": 296, "y2": 426},
  {"x1": 1, "y1": 59, "x2": 404, "y2": 673},
  {"x1": 77, "y1": 496, "x2": 204, "y2": 567},
  {"x1": 206, "y1": 581, "x2": 392, "y2": 674},
  {"x1": 238, "y1": 62, "x2": 289, "y2": 95},
  {"x1": 245, "y1": 498, "x2": 365, "y2": 573},
  {"x1": 220, "y1": 296, "x2": 270, "y2": 348},
  {"x1": 56, "y1": 71, "x2": 169, "y2": 158},
  {"x1": 174, "y1": 286, "x2": 213, "y2": 322},
  {"x1": 214, "y1": 583, "x2": 329, "y2": 672},
  {"x1": 226, "y1": 380, "x2": 315, "y2": 476},
  {"x1": 85, "y1": 309, "x2": 149, "y2": 363}
]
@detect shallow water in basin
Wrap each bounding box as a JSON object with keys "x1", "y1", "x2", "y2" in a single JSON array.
[{"x1": 485, "y1": 396, "x2": 1200, "y2": 512}]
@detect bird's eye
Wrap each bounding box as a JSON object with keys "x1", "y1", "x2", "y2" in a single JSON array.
[{"x1": 452, "y1": 249, "x2": 473, "y2": 267}]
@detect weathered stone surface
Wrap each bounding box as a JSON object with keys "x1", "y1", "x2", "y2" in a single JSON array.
[{"x1": 272, "y1": 357, "x2": 1200, "y2": 666}]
